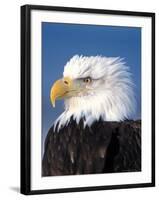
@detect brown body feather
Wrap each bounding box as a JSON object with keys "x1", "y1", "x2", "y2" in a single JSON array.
[{"x1": 42, "y1": 120, "x2": 141, "y2": 176}]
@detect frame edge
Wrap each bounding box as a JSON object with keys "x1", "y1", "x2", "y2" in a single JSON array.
[
  {"x1": 22, "y1": 4, "x2": 155, "y2": 17},
  {"x1": 20, "y1": 5, "x2": 31, "y2": 195},
  {"x1": 151, "y1": 13, "x2": 155, "y2": 187}
]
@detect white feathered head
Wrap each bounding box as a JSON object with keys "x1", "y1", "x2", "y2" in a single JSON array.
[{"x1": 50, "y1": 55, "x2": 136, "y2": 131}]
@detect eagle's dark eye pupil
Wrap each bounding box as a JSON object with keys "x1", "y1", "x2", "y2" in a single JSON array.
[{"x1": 84, "y1": 77, "x2": 91, "y2": 83}]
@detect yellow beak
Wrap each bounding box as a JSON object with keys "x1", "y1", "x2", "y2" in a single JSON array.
[{"x1": 50, "y1": 77, "x2": 73, "y2": 107}]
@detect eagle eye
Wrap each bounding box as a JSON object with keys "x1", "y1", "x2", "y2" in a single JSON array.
[{"x1": 83, "y1": 77, "x2": 92, "y2": 83}]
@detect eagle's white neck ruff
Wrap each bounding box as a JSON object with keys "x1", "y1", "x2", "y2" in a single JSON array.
[{"x1": 54, "y1": 55, "x2": 136, "y2": 132}]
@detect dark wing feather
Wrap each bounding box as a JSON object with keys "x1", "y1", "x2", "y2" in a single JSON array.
[{"x1": 42, "y1": 120, "x2": 141, "y2": 176}]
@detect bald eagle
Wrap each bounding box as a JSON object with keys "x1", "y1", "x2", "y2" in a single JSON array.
[{"x1": 42, "y1": 55, "x2": 141, "y2": 176}]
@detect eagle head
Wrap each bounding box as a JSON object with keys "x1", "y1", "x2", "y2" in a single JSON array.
[{"x1": 50, "y1": 55, "x2": 136, "y2": 131}]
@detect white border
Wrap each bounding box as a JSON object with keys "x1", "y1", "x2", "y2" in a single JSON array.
[{"x1": 31, "y1": 10, "x2": 152, "y2": 190}]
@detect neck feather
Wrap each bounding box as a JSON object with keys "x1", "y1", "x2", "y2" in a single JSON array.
[{"x1": 54, "y1": 89, "x2": 136, "y2": 132}]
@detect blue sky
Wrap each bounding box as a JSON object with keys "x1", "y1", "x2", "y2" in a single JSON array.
[{"x1": 42, "y1": 22, "x2": 141, "y2": 152}]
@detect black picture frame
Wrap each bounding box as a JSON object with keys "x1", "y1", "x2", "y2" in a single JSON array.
[{"x1": 21, "y1": 4, "x2": 155, "y2": 195}]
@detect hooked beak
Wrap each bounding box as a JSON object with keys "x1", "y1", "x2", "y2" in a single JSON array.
[{"x1": 50, "y1": 77, "x2": 74, "y2": 107}]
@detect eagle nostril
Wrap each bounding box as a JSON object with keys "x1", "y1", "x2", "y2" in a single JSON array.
[{"x1": 64, "y1": 80, "x2": 69, "y2": 85}]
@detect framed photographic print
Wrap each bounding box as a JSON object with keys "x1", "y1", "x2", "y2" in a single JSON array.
[{"x1": 21, "y1": 4, "x2": 155, "y2": 195}]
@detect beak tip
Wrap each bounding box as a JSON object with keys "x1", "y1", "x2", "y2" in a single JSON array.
[
  {"x1": 50, "y1": 98, "x2": 55, "y2": 108},
  {"x1": 52, "y1": 101, "x2": 55, "y2": 108}
]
